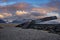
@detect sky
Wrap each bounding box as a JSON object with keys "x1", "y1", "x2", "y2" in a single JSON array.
[
  {"x1": 0, "y1": 0, "x2": 50, "y2": 6},
  {"x1": 0, "y1": 0, "x2": 60, "y2": 22}
]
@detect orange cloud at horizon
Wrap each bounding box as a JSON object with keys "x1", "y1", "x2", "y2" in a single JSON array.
[
  {"x1": 16, "y1": 11, "x2": 28, "y2": 16},
  {"x1": 0, "y1": 14, "x2": 4, "y2": 18},
  {"x1": 32, "y1": 7, "x2": 58, "y2": 14},
  {"x1": 0, "y1": 13, "x2": 12, "y2": 19},
  {"x1": 3, "y1": 13, "x2": 12, "y2": 17}
]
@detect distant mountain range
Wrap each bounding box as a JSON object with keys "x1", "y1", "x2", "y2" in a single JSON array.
[
  {"x1": 39, "y1": 20, "x2": 60, "y2": 24},
  {"x1": 0, "y1": 19, "x2": 60, "y2": 24},
  {"x1": 12, "y1": 20, "x2": 22, "y2": 23},
  {"x1": 12, "y1": 19, "x2": 31, "y2": 23},
  {"x1": 0, "y1": 19, "x2": 6, "y2": 23}
]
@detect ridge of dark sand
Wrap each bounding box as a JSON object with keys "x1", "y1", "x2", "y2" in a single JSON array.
[{"x1": 0, "y1": 27, "x2": 60, "y2": 40}]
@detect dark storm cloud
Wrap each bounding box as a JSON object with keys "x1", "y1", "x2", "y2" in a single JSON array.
[
  {"x1": 46, "y1": 0, "x2": 60, "y2": 13},
  {"x1": 47, "y1": 0, "x2": 60, "y2": 8},
  {"x1": 31, "y1": 12, "x2": 45, "y2": 16}
]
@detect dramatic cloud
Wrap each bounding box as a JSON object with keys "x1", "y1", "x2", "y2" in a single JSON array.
[
  {"x1": 47, "y1": 0, "x2": 60, "y2": 7},
  {"x1": 8, "y1": 2, "x2": 32, "y2": 11},
  {"x1": 0, "y1": 13, "x2": 12, "y2": 19},
  {"x1": 46, "y1": 12, "x2": 59, "y2": 17},
  {"x1": 0, "y1": 14, "x2": 4, "y2": 18},
  {"x1": 16, "y1": 11, "x2": 28, "y2": 16},
  {"x1": 0, "y1": 2, "x2": 32, "y2": 13},
  {"x1": 2, "y1": 13, "x2": 12, "y2": 17},
  {"x1": 30, "y1": 11, "x2": 45, "y2": 16},
  {"x1": 2, "y1": 0, "x2": 7, "y2": 2},
  {"x1": 32, "y1": 7, "x2": 58, "y2": 14},
  {"x1": 0, "y1": 0, "x2": 60, "y2": 23},
  {"x1": 15, "y1": 10, "x2": 47, "y2": 20}
]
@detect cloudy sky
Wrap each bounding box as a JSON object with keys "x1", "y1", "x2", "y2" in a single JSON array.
[{"x1": 0, "y1": 0, "x2": 60, "y2": 22}]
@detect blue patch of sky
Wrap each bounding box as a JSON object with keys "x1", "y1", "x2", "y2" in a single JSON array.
[
  {"x1": 0, "y1": 2, "x2": 16, "y2": 6},
  {"x1": 17, "y1": 0, "x2": 50, "y2": 5},
  {"x1": 0, "y1": 0, "x2": 51, "y2": 6}
]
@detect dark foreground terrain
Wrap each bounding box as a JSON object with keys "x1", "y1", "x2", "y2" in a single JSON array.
[{"x1": 0, "y1": 26, "x2": 60, "y2": 40}]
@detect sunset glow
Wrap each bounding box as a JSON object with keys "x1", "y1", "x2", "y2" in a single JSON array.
[
  {"x1": 0, "y1": 14, "x2": 4, "y2": 18},
  {"x1": 16, "y1": 11, "x2": 28, "y2": 16},
  {"x1": 0, "y1": 0, "x2": 60, "y2": 21},
  {"x1": 3, "y1": 13, "x2": 12, "y2": 17}
]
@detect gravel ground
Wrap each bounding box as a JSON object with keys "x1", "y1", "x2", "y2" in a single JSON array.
[{"x1": 0, "y1": 27, "x2": 60, "y2": 40}]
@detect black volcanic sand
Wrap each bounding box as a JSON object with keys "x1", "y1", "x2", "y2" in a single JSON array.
[{"x1": 0, "y1": 27, "x2": 60, "y2": 40}]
